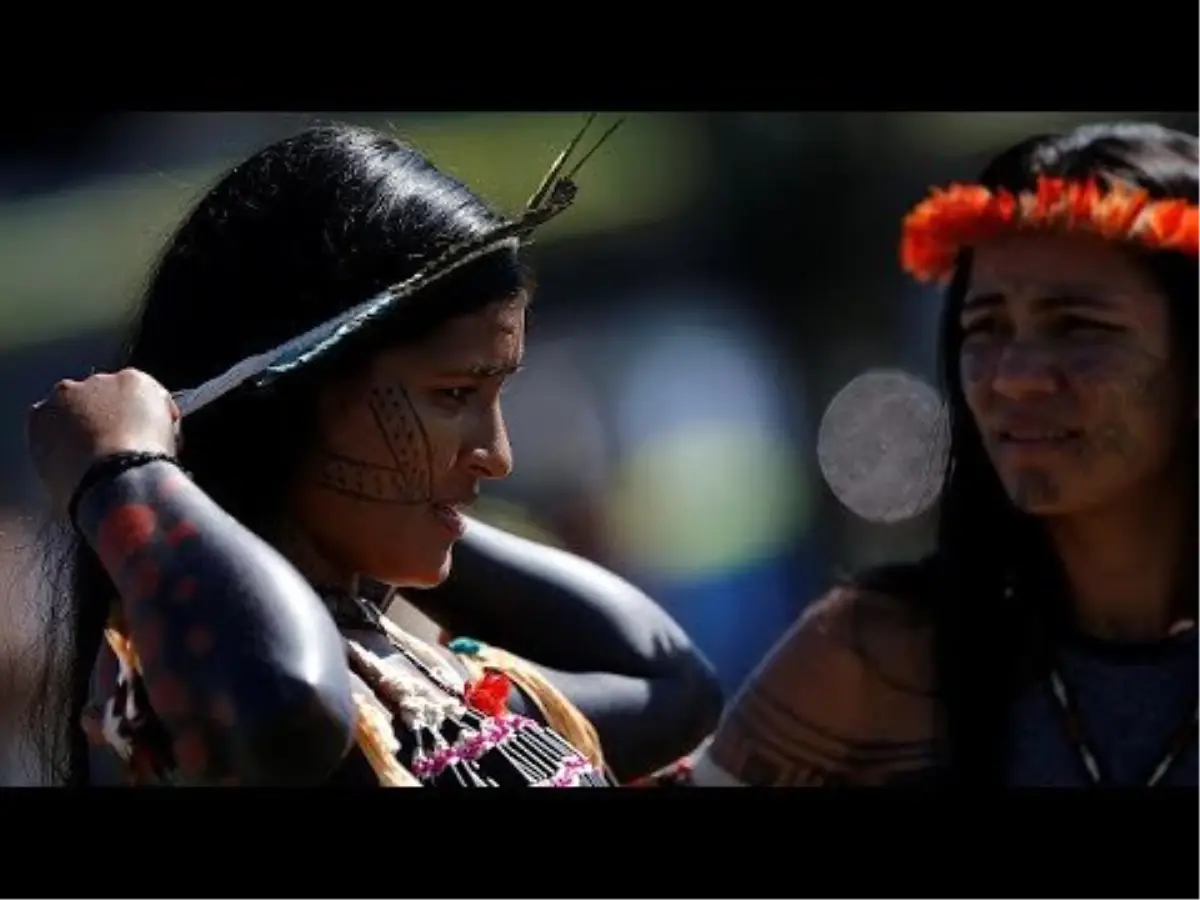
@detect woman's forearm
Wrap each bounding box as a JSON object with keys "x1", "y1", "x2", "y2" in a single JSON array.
[
  {"x1": 74, "y1": 461, "x2": 355, "y2": 784},
  {"x1": 410, "y1": 517, "x2": 704, "y2": 676}
]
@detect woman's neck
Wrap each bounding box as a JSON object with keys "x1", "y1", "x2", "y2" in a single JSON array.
[
  {"x1": 270, "y1": 521, "x2": 356, "y2": 598},
  {"x1": 1046, "y1": 479, "x2": 1190, "y2": 644}
]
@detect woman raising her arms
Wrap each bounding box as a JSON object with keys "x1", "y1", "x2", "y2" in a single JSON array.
[
  {"x1": 24, "y1": 122, "x2": 721, "y2": 787},
  {"x1": 693, "y1": 121, "x2": 1197, "y2": 787}
]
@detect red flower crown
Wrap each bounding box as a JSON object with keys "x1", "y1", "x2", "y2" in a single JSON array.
[{"x1": 900, "y1": 175, "x2": 1200, "y2": 284}]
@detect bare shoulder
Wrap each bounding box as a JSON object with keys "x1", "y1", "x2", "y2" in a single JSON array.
[{"x1": 705, "y1": 583, "x2": 941, "y2": 786}]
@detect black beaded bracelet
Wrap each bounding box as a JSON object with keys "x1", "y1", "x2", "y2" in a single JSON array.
[{"x1": 67, "y1": 451, "x2": 181, "y2": 530}]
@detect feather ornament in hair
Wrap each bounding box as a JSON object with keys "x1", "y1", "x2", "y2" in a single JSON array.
[{"x1": 172, "y1": 114, "x2": 624, "y2": 417}]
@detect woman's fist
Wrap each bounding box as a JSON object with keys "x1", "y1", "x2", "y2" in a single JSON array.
[{"x1": 27, "y1": 368, "x2": 179, "y2": 515}]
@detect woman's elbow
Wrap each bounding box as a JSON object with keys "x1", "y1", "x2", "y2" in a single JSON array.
[
  {"x1": 687, "y1": 661, "x2": 725, "y2": 746},
  {"x1": 663, "y1": 649, "x2": 725, "y2": 751},
  {"x1": 232, "y1": 662, "x2": 358, "y2": 785}
]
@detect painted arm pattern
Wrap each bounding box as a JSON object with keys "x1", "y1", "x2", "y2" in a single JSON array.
[
  {"x1": 75, "y1": 461, "x2": 356, "y2": 785},
  {"x1": 708, "y1": 681, "x2": 940, "y2": 786},
  {"x1": 706, "y1": 589, "x2": 942, "y2": 787}
]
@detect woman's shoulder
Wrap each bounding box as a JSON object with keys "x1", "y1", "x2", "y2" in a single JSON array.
[
  {"x1": 701, "y1": 559, "x2": 942, "y2": 786},
  {"x1": 749, "y1": 570, "x2": 938, "y2": 712},
  {"x1": 805, "y1": 559, "x2": 938, "y2": 693}
]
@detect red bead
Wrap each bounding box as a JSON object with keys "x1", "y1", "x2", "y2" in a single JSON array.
[{"x1": 465, "y1": 669, "x2": 511, "y2": 717}]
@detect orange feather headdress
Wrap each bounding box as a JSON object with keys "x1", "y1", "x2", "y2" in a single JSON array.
[{"x1": 899, "y1": 175, "x2": 1199, "y2": 284}]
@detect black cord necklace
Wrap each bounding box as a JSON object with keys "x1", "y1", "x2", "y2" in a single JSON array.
[
  {"x1": 319, "y1": 587, "x2": 388, "y2": 634},
  {"x1": 1046, "y1": 663, "x2": 1198, "y2": 787}
]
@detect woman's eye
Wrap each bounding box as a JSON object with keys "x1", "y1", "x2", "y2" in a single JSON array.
[
  {"x1": 961, "y1": 318, "x2": 997, "y2": 338},
  {"x1": 437, "y1": 387, "x2": 476, "y2": 405},
  {"x1": 1055, "y1": 315, "x2": 1122, "y2": 336}
]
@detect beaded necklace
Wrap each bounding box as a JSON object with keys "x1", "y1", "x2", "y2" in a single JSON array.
[{"x1": 330, "y1": 592, "x2": 611, "y2": 787}]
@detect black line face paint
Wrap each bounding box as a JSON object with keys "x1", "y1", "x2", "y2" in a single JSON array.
[
  {"x1": 294, "y1": 297, "x2": 528, "y2": 590},
  {"x1": 316, "y1": 383, "x2": 434, "y2": 506}
]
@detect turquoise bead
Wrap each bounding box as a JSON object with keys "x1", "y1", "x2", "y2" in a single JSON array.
[{"x1": 447, "y1": 637, "x2": 482, "y2": 656}]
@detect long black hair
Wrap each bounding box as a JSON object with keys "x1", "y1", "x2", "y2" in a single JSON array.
[
  {"x1": 28, "y1": 123, "x2": 529, "y2": 786},
  {"x1": 864, "y1": 122, "x2": 1198, "y2": 785}
]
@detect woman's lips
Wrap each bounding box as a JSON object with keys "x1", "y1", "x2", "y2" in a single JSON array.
[{"x1": 430, "y1": 502, "x2": 467, "y2": 538}]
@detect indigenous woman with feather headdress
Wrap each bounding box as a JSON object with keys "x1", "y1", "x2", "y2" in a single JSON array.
[
  {"x1": 23, "y1": 119, "x2": 722, "y2": 787},
  {"x1": 686, "y1": 121, "x2": 1198, "y2": 788}
]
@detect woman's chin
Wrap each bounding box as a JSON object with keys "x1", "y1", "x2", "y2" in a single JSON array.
[{"x1": 387, "y1": 549, "x2": 454, "y2": 590}]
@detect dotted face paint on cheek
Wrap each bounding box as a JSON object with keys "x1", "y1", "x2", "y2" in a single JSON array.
[
  {"x1": 316, "y1": 382, "x2": 434, "y2": 505},
  {"x1": 1066, "y1": 346, "x2": 1175, "y2": 468}
]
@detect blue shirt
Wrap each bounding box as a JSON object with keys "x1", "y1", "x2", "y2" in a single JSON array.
[{"x1": 1008, "y1": 629, "x2": 1197, "y2": 787}]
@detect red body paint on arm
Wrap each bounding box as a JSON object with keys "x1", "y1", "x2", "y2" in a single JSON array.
[{"x1": 75, "y1": 460, "x2": 356, "y2": 785}]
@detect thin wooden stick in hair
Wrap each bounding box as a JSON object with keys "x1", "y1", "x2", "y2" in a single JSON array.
[{"x1": 171, "y1": 113, "x2": 625, "y2": 418}]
